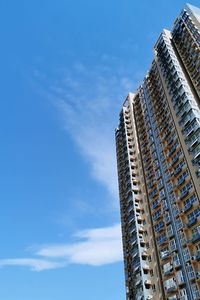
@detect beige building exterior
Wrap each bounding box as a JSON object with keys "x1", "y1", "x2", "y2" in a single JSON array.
[{"x1": 116, "y1": 4, "x2": 200, "y2": 300}]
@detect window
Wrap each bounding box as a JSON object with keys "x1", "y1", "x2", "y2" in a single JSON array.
[
  {"x1": 157, "y1": 232, "x2": 167, "y2": 245},
  {"x1": 176, "y1": 270, "x2": 184, "y2": 284},
  {"x1": 186, "y1": 264, "x2": 195, "y2": 280},
  {"x1": 183, "y1": 248, "x2": 190, "y2": 262},
  {"x1": 169, "y1": 239, "x2": 176, "y2": 251},
  {"x1": 167, "y1": 224, "x2": 174, "y2": 237},
  {"x1": 152, "y1": 151, "x2": 157, "y2": 160},
  {"x1": 156, "y1": 169, "x2": 161, "y2": 178},
  {"x1": 152, "y1": 209, "x2": 161, "y2": 221},
  {"x1": 160, "y1": 247, "x2": 169, "y2": 259},
  {"x1": 172, "y1": 204, "x2": 179, "y2": 217},
  {"x1": 164, "y1": 278, "x2": 177, "y2": 291},
  {"x1": 178, "y1": 231, "x2": 186, "y2": 246},
  {"x1": 159, "y1": 188, "x2": 165, "y2": 199},
  {"x1": 152, "y1": 198, "x2": 159, "y2": 209},
  {"x1": 162, "y1": 200, "x2": 168, "y2": 211},
  {"x1": 188, "y1": 208, "x2": 200, "y2": 222},
  {"x1": 179, "y1": 288, "x2": 187, "y2": 299},
  {"x1": 164, "y1": 170, "x2": 171, "y2": 181},
  {"x1": 191, "y1": 284, "x2": 200, "y2": 299},
  {"x1": 174, "y1": 159, "x2": 186, "y2": 172},
  {"x1": 169, "y1": 192, "x2": 176, "y2": 204},
  {"x1": 177, "y1": 169, "x2": 189, "y2": 184},
  {"x1": 154, "y1": 220, "x2": 165, "y2": 233},
  {"x1": 180, "y1": 181, "x2": 193, "y2": 196},
  {"x1": 160, "y1": 151, "x2": 165, "y2": 161},
  {"x1": 158, "y1": 178, "x2": 163, "y2": 189},
  {"x1": 176, "y1": 218, "x2": 183, "y2": 230},
  {"x1": 154, "y1": 160, "x2": 159, "y2": 169},
  {"x1": 184, "y1": 194, "x2": 197, "y2": 208},
  {"x1": 167, "y1": 181, "x2": 173, "y2": 192},
  {"x1": 173, "y1": 253, "x2": 180, "y2": 267},
  {"x1": 163, "y1": 262, "x2": 172, "y2": 273},
  {"x1": 192, "y1": 225, "x2": 200, "y2": 236},
  {"x1": 165, "y1": 212, "x2": 171, "y2": 223}
]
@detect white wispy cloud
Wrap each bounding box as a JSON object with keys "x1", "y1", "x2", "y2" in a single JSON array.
[
  {"x1": 7, "y1": 54, "x2": 141, "y2": 272},
  {"x1": 0, "y1": 258, "x2": 66, "y2": 272},
  {"x1": 55, "y1": 96, "x2": 118, "y2": 201},
  {"x1": 37, "y1": 223, "x2": 123, "y2": 266},
  {"x1": 0, "y1": 224, "x2": 123, "y2": 271},
  {"x1": 32, "y1": 54, "x2": 143, "y2": 208}
]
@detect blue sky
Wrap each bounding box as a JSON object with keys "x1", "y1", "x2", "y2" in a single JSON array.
[{"x1": 0, "y1": 1, "x2": 199, "y2": 299}]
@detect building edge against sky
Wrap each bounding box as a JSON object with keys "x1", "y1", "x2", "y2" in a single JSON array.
[{"x1": 116, "y1": 3, "x2": 200, "y2": 300}]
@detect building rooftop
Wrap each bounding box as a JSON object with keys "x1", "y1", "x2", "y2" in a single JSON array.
[{"x1": 186, "y1": 3, "x2": 200, "y2": 25}]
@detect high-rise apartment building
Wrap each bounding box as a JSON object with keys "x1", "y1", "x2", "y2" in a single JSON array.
[{"x1": 116, "y1": 4, "x2": 200, "y2": 300}]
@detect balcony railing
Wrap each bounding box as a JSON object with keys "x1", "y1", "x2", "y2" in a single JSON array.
[
  {"x1": 187, "y1": 217, "x2": 198, "y2": 228},
  {"x1": 184, "y1": 202, "x2": 193, "y2": 212},
  {"x1": 192, "y1": 232, "x2": 200, "y2": 243},
  {"x1": 166, "y1": 285, "x2": 177, "y2": 293},
  {"x1": 160, "y1": 251, "x2": 170, "y2": 260},
  {"x1": 164, "y1": 266, "x2": 173, "y2": 276},
  {"x1": 180, "y1": 190, "x2": 189, "y2": 200}
]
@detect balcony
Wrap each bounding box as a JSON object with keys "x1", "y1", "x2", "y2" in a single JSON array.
[
  {"x1": 144, "y1": 279, "x2": 152, "y2": 288},
  {"x1": 177, "y1": 276, "x2": 185, "y2": 286},
  {"x1": 169, "y1": 145, "x2": 177, "y2": 156},
  {"x1": 160, "y1": 250, "x2": 170, "y2": 260},
  {"x1": 141, "y1": 250, "x2": 148, "y2": 259},
  {"x1": 180, "y1": 190, "x2": 189, "y2": 200},
  {"x1": 158, "y1": 237, "x2": 168, "y2": 246},
  {"x1": 164, "y1": 127, "x2": 174, "y2": 139},
  {"x1": 152, "y1": 200, "x2": 161, "y2": 209},
  {"x1": 166, "y1": 285, "x2": 177, "y2": 293},
  {"x1": 192, "y1": 232, "x2": 200, "y2": 243},
  {"x1": 187, "y1": 217, "x2": 198, "y2": 228},
  {"x1": 135, "y1": 277, "x2": 142, "y2": 286},
  {"x1": 196, "y1": 252, "x2": 200, "y2": 261},
  {"x1": 177, "y1": 177, "x2": 186, "y2": 187},
  {"x1": 188, "y1": 270, "x2": 196, "y2": 280},
  {"x1": 138, "y1": 226, "x2": 145, "y2": 233},
  {"x1": 156, "y1": 225, "x2": 165, "y2": 235},
  {"x1": 137, "y1": 216, "x2": 143, "y2": 223},
  {"x1": 168, "y1": 230, "x2": 174, "y2": 238},
  {"x1": 174, "y1": 167, "x2": 182, "y2": 176},
  {"x1": 153, "y1": 213, "x2": 162, "y2": 222},
  {"x1": 184, "y1": 202, "x2": 193, "y2": 212},
  {"x1": 184, "y1": 122, "x2": 200, "y2": 138},
  {"x1": 188, "y1": 137, "x2": 200, "y2": 152},
  {"x1": 164, "y1": 266, "x2": 173, "y2": 276},
  {"x1": 196, "y1": 272, "x2": 200, "y2": 280},
  {"x1": 143, "y1": 264, "x2": 150, "y2": 272},
  {"x1": 193, "y1": 146, "x2": 200, "y2": 160},
  {"x1": 171, "y1": 155, "x2": 181, "y2": 166},
  {"x1": 168, "y1": 296, "x2": 177, "y2": 300},
  {"x1": 136, "y1": 296, "x2": 143, "y2": 300},
  {"x1": 165, "y1": 215, "x2": 171, "y2": 224},
  {"x1": 192, "y1": 154, "x2": 200, "y2": 166},
  {"x1": 192, "y1": 290, "x2": 200, "y2": 300},
  {"x1": 173, "y1": 258, "x2": 181, "y2": 268}
]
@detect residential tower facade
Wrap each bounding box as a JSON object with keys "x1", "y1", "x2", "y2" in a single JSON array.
[{"x1": 116, "y1": 4, "x2": 200, "y2": 300}]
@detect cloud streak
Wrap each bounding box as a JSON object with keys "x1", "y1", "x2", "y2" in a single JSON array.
[
  {"x1": 37, "y1": 223, "x2": 123, "y2": 266},
  {"x1": 51, "y1": 68, "x2": 127, "y2": 201},
  {"x1": 32, "y1": 55, "x2": 143, "y2": 207},
  {"x1": 0, "y1": 224, "x2": 123, "y2": 271},
  {"x1": 0, "y1": 258, "x2": 66, "y2": 272}
]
